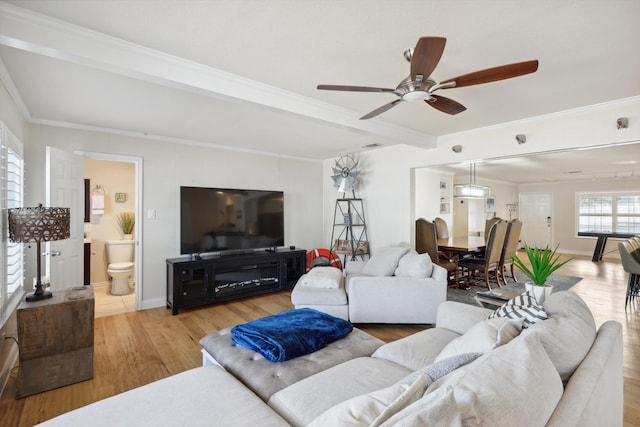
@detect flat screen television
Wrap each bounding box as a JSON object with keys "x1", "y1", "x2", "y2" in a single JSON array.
[{"x1": 180, "y1": 186, "x2": 284, "y2": 255}]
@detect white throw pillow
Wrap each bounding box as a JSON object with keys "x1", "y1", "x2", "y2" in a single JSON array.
[
  {"x1": 361, "y1": 246, "x2": 410, "y2": 277},
  {"x1": 394, "y1": 252, "x2": 433, "y2": 278},
  {"x1": 411, "y1": 334, "x2": 563, "y2": 427},
  {"x1": 307, "y1": 375, "x2": 427, "y2": 427},
  {"x1": 435, "y1": 317, "x2": 519, "y2": 361},
  {"x1": 299, "y1": 266, "x2": 343, "y2": 289},
  {"x1": 379, "y1": 386, "x2": 463, "y2": 427}
]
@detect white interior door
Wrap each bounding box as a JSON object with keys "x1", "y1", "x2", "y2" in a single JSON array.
[
  {"x1": 519, "y1": 192, "x2": 553, "y2": 248},
  {"x1": 46, "y1": 146, "x2": 84, "y2": 290}
]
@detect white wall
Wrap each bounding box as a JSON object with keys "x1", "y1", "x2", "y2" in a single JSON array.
[
  {"x1": 413, "y1": 168, "x2": 454, "y2": 240},
  {"x1": 323, "y1": 97, "x2": 640, "y2": 256},
  {"x1": 25, "y1": 124, "x2": 324, "y2": 309},
  {"x1": 323, "y1": 144, "x2": 430, "y2": 252}
]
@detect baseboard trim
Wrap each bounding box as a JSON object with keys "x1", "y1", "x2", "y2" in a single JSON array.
[
  {"x1": 141, "y1": 296, "x2": 167, "y2": 311},
  {"x1": 0, "y1": 343, "x2": 18, "y2": 398}
]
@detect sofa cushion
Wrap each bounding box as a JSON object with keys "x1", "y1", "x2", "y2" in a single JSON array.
[
  {"x1": 298, "y1": 266, "x2": 342, "y2": 288},
  {"x1": 37, "y1": 366, "x2": 290, "y2": 427},
  {"x1": 488, "y1": 291, "x2": 547, "y2": 328},
  {"x1": 520, "y1": 290, "x2": 596, "y2": 381},
  {"x1": 385, "y1": 334, "x2": 563, "y2": 427},
  {"x1": 291, "y1": 280, "x2": 347, "y2": 306},
  {"x1": 394, "y1": 252, "x2": 433, "y2": 278},
  {"x1": 434, "y1": 317, "x2": 520, "y2": 361},
  {"x1": 268, "y1": 357, "x2": 411, "y2": 427},
  {"x1": 372, "y1": 327, "x2": 461, "y2": 371},
  {"x1": 307, "y1": 375, "x2": 427, "y2": 427},
  {"x1": 361, "y1": 246, "x2": 410, "y2": 276}
]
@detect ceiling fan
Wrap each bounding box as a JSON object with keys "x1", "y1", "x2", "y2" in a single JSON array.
[{"x1": 317, "y1": 37, "x2": 538, "y2": 120}]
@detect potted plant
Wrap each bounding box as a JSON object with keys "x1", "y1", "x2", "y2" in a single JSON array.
[
  {"x1": 116, "y1": 212, "x2": 135, "y2": 239},
  {"x1": 511, "y1": 243, "x2": 572, "y2": 303}
]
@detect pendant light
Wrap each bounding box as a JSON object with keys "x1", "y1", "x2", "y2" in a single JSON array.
[{"x1": 453, "y1": 163, "x2": 491, "y2": 199}]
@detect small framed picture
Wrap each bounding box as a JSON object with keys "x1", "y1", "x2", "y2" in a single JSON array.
[
  {"x1": 486, "y1": 197, "x2": 495, "y2": 211},
  {"x1": 440, "y1": 180, "x2": 447, "y2": 190},
  {"x1": 115, "y1": 192, "x2": 127, "y2": 203}
]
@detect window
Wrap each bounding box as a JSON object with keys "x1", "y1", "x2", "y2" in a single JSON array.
[
  {"x1": 577, "y1": 192, "x2": 640, "y2": 234},
  {"x1": 0, "y1": 121, "x2": 24, "y2": 326}
]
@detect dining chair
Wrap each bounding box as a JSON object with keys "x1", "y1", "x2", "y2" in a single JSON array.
[
  {"x1": 434, "y1": 217, "x2": 450, "y2": 239},
  {"x1": 498, "y1": 219, "x2": 523, "y2": 285},
  {"x1": 484, "y1": 217, "x2": 502, "y2": 242},
  {"x1": 459, "y1": 220, "x2": 508, "y2": 290},
  {"x1": 415, "y1": 218, "x2": 458, "y2": 287},
  {"x1": 618, "y1": 240, "x2": 640, "y2": 308}
]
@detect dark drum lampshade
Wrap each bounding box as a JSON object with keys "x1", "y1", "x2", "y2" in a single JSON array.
[{"x1": 8, "y1": 203, "x2": 71, "y2": 302}]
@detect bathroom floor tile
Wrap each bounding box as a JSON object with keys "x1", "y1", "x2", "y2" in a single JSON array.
[{"x1": 93, "y1": 283, "x2": 136, "y2": 318}]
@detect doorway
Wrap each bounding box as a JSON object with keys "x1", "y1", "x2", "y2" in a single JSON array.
[
  {"x1": 519, "y1": 192, "x2": 553, "y2": 248},
  {"x1": 83, "y1": 154, "x2": 142, "y2": 317}
]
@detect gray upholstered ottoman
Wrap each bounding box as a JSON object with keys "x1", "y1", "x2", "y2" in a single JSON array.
[
  {"x1": 199, "y1": 327, "x2": 384, "y2": 401},
  {"x1": 290, "y1": 273, "x2": 349, "y2": 320}
]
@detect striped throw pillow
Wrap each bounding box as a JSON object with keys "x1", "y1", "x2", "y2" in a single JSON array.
[{"x1": 488, "y1": 291, "x2": 548, "y2": 329}]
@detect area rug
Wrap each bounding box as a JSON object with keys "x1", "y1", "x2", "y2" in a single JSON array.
[{"x1": 447, "y1": 272, "x2": 582, "y2": 307}]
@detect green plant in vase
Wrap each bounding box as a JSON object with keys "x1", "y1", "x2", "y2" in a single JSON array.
[
  {"x1": 116, "y1": 211, "x2": 135, "y2": 238},
  {"x1": 512, "y1": 243, "x2": 572, "y2": 303}
]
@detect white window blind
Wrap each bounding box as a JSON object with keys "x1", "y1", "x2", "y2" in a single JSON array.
[
  {"x1": 6, "y1": 145, "x2": 23, "y2": 294},
  {"x1": 0, "y1": 122, "x2": 24, "y2": 325},
  {"x1": 577, "y1": 192, "x2": 640, "y2": 234}
]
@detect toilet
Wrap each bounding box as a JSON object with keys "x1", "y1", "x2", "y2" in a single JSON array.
[{"x1": 106, "y1": 240, "x2": 135, "y2": 295}]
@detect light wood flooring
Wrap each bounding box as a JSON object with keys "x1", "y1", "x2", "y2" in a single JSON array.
[{"x1": 1, "y1": 254, "x2": 638, "y2": 426}]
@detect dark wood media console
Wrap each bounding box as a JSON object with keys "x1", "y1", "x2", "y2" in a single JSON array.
[{"x1": 166, "y1": 248, "x2": 306, "y2": 315}]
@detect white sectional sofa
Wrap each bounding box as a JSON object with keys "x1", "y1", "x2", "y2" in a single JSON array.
[
  {"x1": 38, "y1": 291, "x2": 623, "y2": 426},
  {"x1": 292, "y1": 246, "x2": 448, "y2": 323}
]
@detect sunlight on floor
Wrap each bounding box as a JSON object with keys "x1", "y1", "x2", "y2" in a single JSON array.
[{"x1": 93, "y1": 283, "x2": 135, "y2": 318}]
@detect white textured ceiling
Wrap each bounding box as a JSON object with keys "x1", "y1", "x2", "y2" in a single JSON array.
[{"x1": 0, "y1": 0, "x2": 639, "y2": 172}]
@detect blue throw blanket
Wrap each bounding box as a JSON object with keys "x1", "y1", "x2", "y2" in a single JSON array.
[{"x1": 230, "y1": 308, "x2": 353, "y2": 362}]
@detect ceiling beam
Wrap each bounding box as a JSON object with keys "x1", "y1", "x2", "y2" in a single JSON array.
[{"x1": 0, "y1": 3, "x2": 437, "y2": 149}]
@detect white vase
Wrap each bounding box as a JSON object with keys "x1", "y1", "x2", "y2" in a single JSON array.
[
  {"x1": 525, "y1": 282, "x2": 553, "y2": 304},
  {"x1": 123, "y1": 234, "x2": 133, "y2": 240}
]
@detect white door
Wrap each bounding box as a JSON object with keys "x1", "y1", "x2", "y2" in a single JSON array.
[
  {"x1": 519, "y1": 192, "x2": 553, "y2": 248},
  {"x1": 46, "y1": 146, "x2": 84, "y2": 290}
]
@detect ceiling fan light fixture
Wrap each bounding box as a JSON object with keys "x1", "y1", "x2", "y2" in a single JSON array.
[{"x1": 402, "y1": 90, "x2": 429, "y2": 101}]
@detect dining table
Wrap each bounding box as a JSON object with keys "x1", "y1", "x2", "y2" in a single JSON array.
[
  {"x1": 437, "y1": 235, "x2": 486, "y2": 255},
  {"x1": 436, "y1": 235, "x2": 486, "y2": 290}
]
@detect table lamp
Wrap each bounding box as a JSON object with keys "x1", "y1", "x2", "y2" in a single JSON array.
[{"x1": 8, "y1": 203, "x2": 70, "y2": 301}]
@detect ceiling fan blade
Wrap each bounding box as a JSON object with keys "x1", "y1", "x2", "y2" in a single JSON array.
[
  {"x1": 425, "y1": 95, "x2": 467, "y2": 115},
  {"x1": 360, "y1": 99, "x2": 403, "y2": 120},
  {"x1": 440, "y1": 60, "x2": 539, "y2": 88},
  {"x1": 317, "y1": 84, "x2": 395, "y2": 93},
  {"x1": 410, "y1": 37, "x2": 446, "y2": 81}
]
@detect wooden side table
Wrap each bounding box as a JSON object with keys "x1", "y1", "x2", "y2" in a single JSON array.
[{"x1": 16, "y1": 286, "x2": 94, "y2": 398}]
